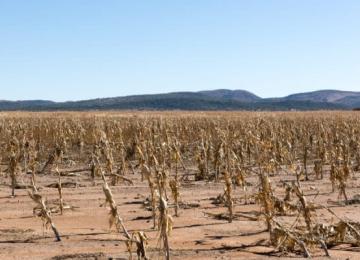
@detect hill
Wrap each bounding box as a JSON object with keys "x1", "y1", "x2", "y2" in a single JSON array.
[
  {"x1": 283, "y1": 90, "x2": 360, "y2": 105},
  {"x1": 0, "y1": 89, "x2": 358, "y2": 111},
  {"x1": 198, "y1": 89, "x2": 261, "y2": 102}
]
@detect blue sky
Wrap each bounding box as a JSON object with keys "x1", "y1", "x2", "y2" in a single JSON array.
[{"x1": 0, "y1": 1, "x2": 359, "y2": 101}]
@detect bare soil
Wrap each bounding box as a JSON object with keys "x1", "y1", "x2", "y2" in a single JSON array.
[{"x1": 1, "y1": 162, "x2": 360, "y2": 260}]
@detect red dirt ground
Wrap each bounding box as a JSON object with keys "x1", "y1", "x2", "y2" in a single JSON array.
[{"x1": 1, "y1": 165, "x2": 360, "y2": 259}]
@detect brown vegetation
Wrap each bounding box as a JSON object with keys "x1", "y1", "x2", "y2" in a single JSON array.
[{"x1": 1, "y1": 111, "x2": 360, "y2": 259}]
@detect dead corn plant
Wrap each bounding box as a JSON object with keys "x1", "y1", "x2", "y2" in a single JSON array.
[
  {"x1": 153, "y1": 155, "x2": 173, "y2": 260},
  {"x1": 100, "y1": 164, "x2": 149, "y2": 259},
  {"x1": 27, "y1": 137, "x2": 39, "y2": 191},
  {"x1": 8, "y1": 151, "x2": 20, "y2": 197},
  {"x1": 28, "y1": 189, "x2": 61, "y2": 242},
  {"x1": 158, "y1": 196, "x2": 173, "y2": 260},
  {"x1": 169, "y1": 144, "x2": 181, "y2": 217},
  {"x1": 101, "y1": 173, "x2": 131, "y2": 239},
  {"x1": 41, "y1": 146, "x2": 62, "y2": 174},
  {"x1": 55, "y1": 166, "x2": 64, "y2": 215},
  {"x1": 223, "y1": 170, "x2": 233, "y2": 223},
  {"x1": 126, "y1": 231, "x2": 149, "y2": 260},
  {"x1": 142, "y1": 164, "x2": 157, "y2": 228},
  {"x1": 293, "y1": 184, "x2": 314, "y2": 233},
  {"x1": 257, "y1": 172, "x2": 275, "y2": 232}
]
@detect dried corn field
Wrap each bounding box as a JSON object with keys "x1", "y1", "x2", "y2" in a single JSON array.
[{"x1": 1, "y1": 111, "x2": 360, "y2": 260}]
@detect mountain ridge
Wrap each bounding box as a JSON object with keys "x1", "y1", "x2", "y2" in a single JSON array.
[{"x1": 1, "y1": 89, "x2": 359, "y2": 111}]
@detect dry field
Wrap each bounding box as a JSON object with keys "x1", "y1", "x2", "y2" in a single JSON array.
[{"x1": 1, "y1": 111, "x2": 360, "y2": 260}]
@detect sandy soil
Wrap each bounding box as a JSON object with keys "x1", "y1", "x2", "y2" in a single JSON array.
[{"x1": 1, "y1": 165, "x2": 360, "y2": 260}]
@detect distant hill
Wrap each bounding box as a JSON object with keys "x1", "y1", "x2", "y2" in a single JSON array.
[
  {"x1": 0, "y1": 100, "x2": 55, "y2": 110},
  {"x1": 0, "y1": 89, "x2": 359, "y2": 111},
  {"x1": 198, "y1": 89, "x2": 261, "y2": 102},
  {"x1": 278, "y1": 90, "x2": 360, "y2": 109},
  {"x1": 283, "y1": 90, "x2": 360, "y2": 104}
]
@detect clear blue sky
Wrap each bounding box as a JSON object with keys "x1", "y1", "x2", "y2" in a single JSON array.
[{"x1": 1, "y1": 1, "x2": 359, "y2": 101}]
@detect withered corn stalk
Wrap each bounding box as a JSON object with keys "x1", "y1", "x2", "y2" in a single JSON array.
[
  {"x1": 258, "y1": 172, "x2": 274, "y2": 232},
  {"x1": 142, "y1": 164, "x2": 157, "y2": 228},
  {"x1": 56, "y1": 166, "x2": 64, "y2": 215},
  {"x1": 302, "y1": 143, "x2": 309, "y2": 181},
  {"x1": 313, "y1": 159, "x2": 323, "y2": 180},
  {"x1": 41, "y1": 146, "x2": 62, "y2": 174},
  {"x1": 28, "y1": 190, "x2": 61, "y2": 242},
  {"x1": 169, "y1": 179, "x2": 180, "y2": 217},
  {"x1": 101, "y1": 175, "x2": 131, "y2": 240},
  {"x1": 169, "y1": 147, "x2": 181, "y2": 217},
  {"x1": 27, "y1": 139, "x2": 38, "y2": 191},
  {"x1": 126, "y1": 231, "x2": 149, "y2": 260},
  {"x1": 9, "y1": 152, "x2": 19, "y2": 197},
  {"x1": 152, "y1": 154, "x2": 173, "y2": 260},
  {"x1": 158, "y1": 196, "x2": 173, "y2": 260},
  {"x1": 234, "y1": 166, "x2": 248, "y2": 204},
  {"x1": 223, "y1": 171, "x2": 233, "y2": 223},
  {"x1": 270, "y1": 216, "x2": 311, "y2": 258},
  {"x1": 90, "y1": 152, "x2": 100, "y2": 185},
  {"x1": 324, "y1": 206, "x2": 360, "y2": 244},
  {"x1": 293, "y1": 184, "x2": 313, "y2": 233},
  {"x1": 101, "y1": 169, "x2": 150, "y2": 259}
]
